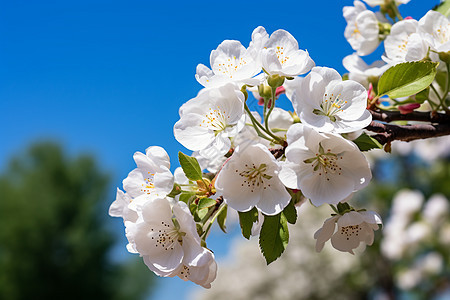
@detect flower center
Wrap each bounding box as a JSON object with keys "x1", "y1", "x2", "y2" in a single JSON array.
[
  {"x1": 237, "y1": 163, "x2": 273, "y2": 192},
  {"x1": 200, "y1": 106, "x2": 230, "y2": 133},
  {"x1": 436, "y1": 25, "x2": 450, "y2": 44},
  {"x1": 352, "y1": 22, "x2": 361, "y2": 38},
  {"x1": 217, "y1": 55, "x2": 248, "y2": 78},
  {"x1": 313, "y1": 92, "x2": 348, "y2": 122},
  {"x1": 150, "y1": 219, "x2": 186, "y2": 251},
  {"x1": 304, "y1": 143, "x2": 343, "y2": 181},
  {"x1": 340, "y1": 224, "x2": 361, "y2": 240},
  {"x1": 275, "y1": 46, "x2": 290, "y2": 65},
  {"x1": 179, "y1": 265, "x2": 191, "y2": 279},
  {"x1": 141, "y1": 171, "x2": 155, "y2": 195}
]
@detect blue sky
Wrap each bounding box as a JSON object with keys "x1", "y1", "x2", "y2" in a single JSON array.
[{"x1": 0, "y1": 0, "x2": 440, "y2": 299}]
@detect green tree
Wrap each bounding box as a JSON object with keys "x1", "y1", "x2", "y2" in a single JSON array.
[{"x1": 0, "y1": 142, "x2": 153, "y2": 300}]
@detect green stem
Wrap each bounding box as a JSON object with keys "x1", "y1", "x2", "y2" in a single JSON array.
[
  {"x1": 244, "y1": 104, "x2": 273, "y2": 141},
  {"x1": 244, "y1": 103, "x2": 283, "y2": 143},
  {"x1": 430, "y1": 82, "x2": 450, "y2": 113},
  {"x1": 264, "y1": 87, "x2": 277, "y2": 136},
  {"x1": 390, "y1": 1, "x2": 403, "y2": 21},
  {"x1": 201, "y1": 203, "x2": 227, "y2": 239}
]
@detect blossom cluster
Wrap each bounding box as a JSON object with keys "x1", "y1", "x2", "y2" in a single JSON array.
[{"x1": 110, "y1": 0, "x2": 450, "y2": 289}]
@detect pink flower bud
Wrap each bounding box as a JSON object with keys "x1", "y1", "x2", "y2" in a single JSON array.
[
  {"x1": 404, "y1": 16, "x2": 414, "y2": 20},
  {"x1": 398, "y1": 103, "x2": 420, "y2": 114},
  {"x1": 275, "y1": 86, "x2": 286, "y2": 98},
  {"x1": 368, "y1": 83, "x2": 374, "y2": 101}
]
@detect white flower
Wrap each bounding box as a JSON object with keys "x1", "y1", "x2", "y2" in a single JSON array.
[
  {"x1": 127, "y1": 197, "x2": 217, "y2": 288},
  {"x1": 423, "y1": 194, "x2": 449, "y2": 227},
  {"x1": 292, "y1": 67, "x2": 371, "y2": 133},
  {"x1": 343, "y1": 1, "x2": 380, "y2": 56},
  {"x1": 215, "y1": 143, "x2": 291, "y2": 216},
  {"x1": 195, "y1": 40, "x2": 261, "y2": 89},
  {"x1": 363, "y1": 0, "x2": 410, "y2": 7},
  {"x1": 383, "y1": 19, "x2": 428, "y2": 64},
  {"x1": 249, "y1": 26, "x2": 270, "y2": 66},
  {"x1": 419, "y1": 10, "x2": 450, "y2": 53},
  {"x1": 192, "y1": 151, "x2": 227, "y2": 174},
  {"x1": 109, "y1": 188, "x2": 138, "y2": 222},
  {"x1": 314, "y1": 210, "x2": 382, "y2": 254},
  {"x1": 174, "y1": 84, "x2": 246, "y2": 159},
  {"x1": 391, "y1": 189, "x2": 424, "y2": 219},
  {"x1": 122, "y1": 146, "x2": 174, "y2": 199},
  {"x1": 232, "y1": 111, "x2": 271, "y2": 149},
  {"x1": 342, "y1": 53, "x2": 388, "y2": 88},
  {"x1": 267, "y1": 107, "x2": 295, "y2": 138},
  {"x1": 259, "y1": 28, "x2": 315, "y2": 77},
  {"x1": 279, "y1": 124, "x2": 372, "y2": 206}
]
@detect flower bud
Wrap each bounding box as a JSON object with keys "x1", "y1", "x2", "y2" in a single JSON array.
[{"x1": 267, "y1": 74, "x2": 285, "y2": 88}]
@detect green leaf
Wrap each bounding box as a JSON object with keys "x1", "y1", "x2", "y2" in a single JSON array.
[
  {"x1": 377, "y1": 61, "x2": 438, "y2": 98},
  {"x1": 353, "y1": 132, "x2": 383, "y2": 151},
  {"x1": 435, "y1": 0, "x2": 450, "y2": 17},
  {"x1": 282, "y1": 200, "x2": 297, "y2": 225},
  {"x1": 197, "y1": 207, "x2": 208, "y2": 220},
  {"x1": 178, "y1": 152, "x2": 203, "y2": 181},
  {"x1": 197, "y1": 198, "x2": 217, "y2": 210},
  {"x1": 217, "y1": 204, "x2": 228, "y2": 233},
  {"x1": 238, "y1": 207, "x2": 259, "y2": 240},
  {"x1": 414, "y1": 87, "x2": 430, "y2": 103},
  {"x1": 259, "y1": 213, "x2": 289, "y2": 265},
  {"x1": 179, "y1": 192, "x2": 196, "y2": 204}
]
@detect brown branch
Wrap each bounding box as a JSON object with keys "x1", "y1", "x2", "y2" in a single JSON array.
[
  {"x1": 365, "y1": 121, "x2": 450, "y2": 145},
  {"x1": 369, "y1": 109, "x2": 450, "y2": 123}
]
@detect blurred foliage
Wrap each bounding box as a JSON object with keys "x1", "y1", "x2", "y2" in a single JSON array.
[
  {"x1": 0, "y1": 142, "x2": 154, "y2": 300},
  {"x1": 351, "y1": 152, "x2": 450, "y2": 299}
]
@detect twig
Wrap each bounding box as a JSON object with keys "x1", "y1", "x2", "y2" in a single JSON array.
[
  {"x1": 365, "y1": 121, "x2": 450, "y2": 145},
  {"x1": 369, "y1": 109, "x2": 450, "y2": 123}
]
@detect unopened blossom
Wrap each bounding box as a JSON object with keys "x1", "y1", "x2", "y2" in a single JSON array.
[
  {"x1": 196, "y1": 40, "x2": 261, "y2": 88},
  {"x1": 109, "y1": 188, "x2": 138, "y2": 222},
  {"x1": 126, "y1": 197, "x2": 217, "y2": 288},
  {"x1": 383, "y1": 19, "x2": 428, "y2": 65},
  {"x1": 292, "y1": 67, "x2": 371, "y2": 133},
  {"x1": 314, "y1": 210, "x2": 382, "y2": 254},
  {"x1": 342, "y1": 53, "x2": 388, "y2": 88},
  {"x1": 259, "y1": 28, "x2": 315, "y2": 77},
  {"x1": 174, "y1": 83, "x2": 246, "y2": 159},
  {"x1": 419, "y1": 10, "x2": 450, "y2": 53},
  {"x1": 279, "y1": 124, "x2": 372, "y2": 206},
  {"x1": 215, "y1": 143, "x2": 291, "y2": 216},
  {"x1": 398, "y1": 103, "x2": 420, "y2": 114},
  {"x1": 343, "y1": 1, "x2": 380, "y2": 56},
  {"x1": 122, "y1": 146, "x2": 174, "y2": 200}
]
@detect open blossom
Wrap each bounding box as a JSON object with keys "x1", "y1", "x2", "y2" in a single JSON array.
[
  {"x1": 383, "y1": 19, "x2": 428, "y2": 65},
  {"x1": 342, "y1": 53, "x2": 388, "y2": 88},
  {"x1": 122, "y1": 146, "x2": 174, "y2": 200},
  {"x1": 292, "y1": 67, "x2": 371, "y2": 133},
  {"x1": 419, "y1": 10, "x2": 450, "y2": 53},
  {"x1": 343, "y1": 1, "x2": 380, "y2": 56},
  {"x1": 195, "y1": 40, "x2": 261, "y2": 89},
  {"x1": 109, "y1": 188, "x2": 138, "y2": 222},
  {"x1": 257, "y1": 27, "x2": 315, "y2": 77},
  {"x1": 174, "y1": 83, "x2": 245, "y2": 159},
  {"x1": 126, "y1": 197, "x2": 217, "y2": 288},
  {"x1": 215, "y1": 143, "x2": 291, "y2": 216},
  {"x1": 279, "y1": 124, "x2": 372, "y2": 206},
  {"x1": 314, "y1": 210, "x2": 382, "y2": 254}
]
